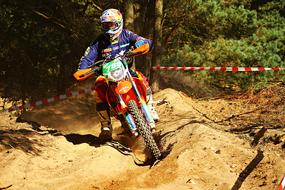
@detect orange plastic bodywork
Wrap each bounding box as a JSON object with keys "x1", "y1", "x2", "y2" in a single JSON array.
[
  {"x1": 121, "y1": 77, "x2": 147, "y2": 106},
  {"x1": 115, "y1": 80, "x2": 132, "y2": 95},
  {"x1": 73, "y1": 68, "x2": 94, "y2": 81},
  {"x1": 105, "y1": 76, "x2": 147, "y2": 116}
]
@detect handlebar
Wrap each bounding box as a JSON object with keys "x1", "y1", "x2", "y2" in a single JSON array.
[
  {"x1": 87, "y1": 52, "x2": 133, "y2": 69},
  {"x1": 74, "y1": 44, "x2": 149, "y2": 81},
  {"x1": 74, "y1": 53, "x2": 131, "y2": 81}
]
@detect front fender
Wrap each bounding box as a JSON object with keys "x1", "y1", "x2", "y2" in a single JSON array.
[{"x1": 115, "y1": 80, "x2": 132, "y2": 95}]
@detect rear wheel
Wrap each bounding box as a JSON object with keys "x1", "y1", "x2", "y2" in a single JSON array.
[{"x1": 127, "y1": 100, "x2": 161, "y2": 160}]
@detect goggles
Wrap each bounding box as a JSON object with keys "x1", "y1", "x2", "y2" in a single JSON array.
[{"x1": 102, "y1": 22, "x2": 118, "y2": 30}]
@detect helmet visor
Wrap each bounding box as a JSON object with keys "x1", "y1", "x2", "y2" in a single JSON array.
[{"x1": 102, "y1": 22, "x2": 118, "y2": 30}]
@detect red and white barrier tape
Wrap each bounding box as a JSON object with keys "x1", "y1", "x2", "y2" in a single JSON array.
[
  {"x1": 279, "y1": 176, "x2": 285, "y2": 190},
  {"x1": 152, "y1": 66, "x2": 285, "y2": 71},
  {"x1": 3, "y1": 65, "x2": 284, "y2": 112},
  {"x1": 5, "y1": 87, "x2": 93, "y2": 112}
]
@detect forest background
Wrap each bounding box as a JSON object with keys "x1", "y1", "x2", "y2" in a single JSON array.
[{"x1": 0, "y1": 0, "x2": 284, "y2": 102}]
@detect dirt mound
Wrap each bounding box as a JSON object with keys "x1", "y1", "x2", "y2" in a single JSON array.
[{"x1": 0, "y1": 87, "x2": 284, "y2": 190}]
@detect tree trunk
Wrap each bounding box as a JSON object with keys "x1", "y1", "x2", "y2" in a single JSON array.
[
  {"x1": 124, "y1": 0, "x2": 137, "y2": 70},
  {"x1": 124, "y1": 0, "x2": 134, "y2": 31},
  {"x1": 150, "y1": 0, "x2": 163, "y2": 92},
  {"x1": 133, "y1": 1, "x2": 153, "y2": 78}
]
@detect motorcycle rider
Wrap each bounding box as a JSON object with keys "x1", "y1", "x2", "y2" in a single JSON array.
[{"x1": 78, "y1": 8, "x2": 159, "y2": 141}]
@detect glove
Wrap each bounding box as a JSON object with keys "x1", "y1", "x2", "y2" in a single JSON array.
[
  {"x1": 135, "y1": 40, "x2": 145, "y2": 48},
  {"x1": 127, "y1": 44, "x2": 150, "y2": 57}
]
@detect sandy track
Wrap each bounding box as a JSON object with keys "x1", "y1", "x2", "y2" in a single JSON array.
[{"x1": 0, "y1": 88, "x2": 284, "y2": 190}]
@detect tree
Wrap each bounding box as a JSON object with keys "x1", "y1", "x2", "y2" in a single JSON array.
[
  {"x1": 0, "y1": 0, "x2": 100, "y2": 101},
  {"x1": 1, "y1": 0, "x2": 283, "y2": 103},
  {"x1": 124, "y1": 0, "x2": 134, "y2": 31},
  {"x1": 161, "y1": 0, "x2": 285, "y2": 92},
  {"x1": 151, "y1": 0, "x2": 163, "y2": 92}
]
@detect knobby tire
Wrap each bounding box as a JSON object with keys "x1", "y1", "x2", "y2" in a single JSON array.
[{"x1": 127, "y1": 100, "x2": 161, "y2": 160}]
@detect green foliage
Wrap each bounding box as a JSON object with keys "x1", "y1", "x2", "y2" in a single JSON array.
[
  {"x1": 0, "y1": 0, "x2": 101, "y2": 101},
  {"x1": 163, "y1": 0, "x2": 285, "y2": 91},
  {"x1": 1, "y1": 0, "x2": 284, "y2": 102}
]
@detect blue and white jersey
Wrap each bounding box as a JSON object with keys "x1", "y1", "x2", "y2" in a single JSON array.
[{"x1": 78, "y1": 29, "x2": 153, "y2": 70}]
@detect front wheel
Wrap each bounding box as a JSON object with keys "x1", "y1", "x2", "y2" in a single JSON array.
[{"x1": 127, "y1": 100, "x2": 161, "y2": 160}]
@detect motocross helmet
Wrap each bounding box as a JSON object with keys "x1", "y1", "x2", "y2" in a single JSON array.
[{"x1": 100, "y1": 9, "x2": 123, "y2": 41}]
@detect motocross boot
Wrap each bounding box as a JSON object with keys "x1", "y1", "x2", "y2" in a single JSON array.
[
  {"x1": 146, "y1": 87, "x2": 160, "y2": 122},
  {"x1": 93, "y1": 78, "x2": 113, "y2": 142},
  {"x1": 146, "y1": 88, "x2": 159, "y2": 133},
  {"x1": 96, "y1": 103, "x2": 113, "y2": 142}
]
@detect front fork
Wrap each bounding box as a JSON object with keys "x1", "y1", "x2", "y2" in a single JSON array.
[
  {"x1": 125, "y1": 70, "x2": 155, "y2": 129},
  {"x1": 116, "y1": 93, "x2": 138, "y2": 136},
  {"x1": 115, "y1": 70, "x2": 155, "y2": 136}
]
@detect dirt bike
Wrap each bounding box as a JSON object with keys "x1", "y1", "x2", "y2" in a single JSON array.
[{"x1": 73, "y1": 52, "x2": 161, "y2": 161}]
